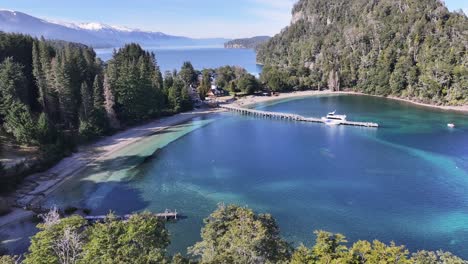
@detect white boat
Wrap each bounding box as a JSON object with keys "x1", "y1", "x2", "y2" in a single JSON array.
[
  {"x1": 448, "y1": 123, "x2": 455, "y2": 128},
  {"x1": 322, "y1": 111, "x2": 347, "y2": 125}
]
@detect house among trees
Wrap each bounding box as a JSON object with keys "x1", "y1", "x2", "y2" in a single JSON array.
[{"x1": 208, "y1": 84, "x2": 228, "y2": 97}]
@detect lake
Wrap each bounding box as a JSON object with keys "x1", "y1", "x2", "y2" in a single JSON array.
[
  {"x1": 39, "y1": 94, "x2": 468, "y2": 258},
  {"x1": 95, "y1": 46, "x2": 263, "y2": 75}
]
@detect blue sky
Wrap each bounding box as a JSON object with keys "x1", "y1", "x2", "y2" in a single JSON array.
[{"x1": 0, "y1": 0, "x2": 466, "y2": 38}]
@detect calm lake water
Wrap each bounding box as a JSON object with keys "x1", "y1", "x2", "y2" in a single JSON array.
[
  {"x1": 37, "y1": 94, "x2": 468, "y2": 257},
  {"x1": 95, "y1": 46, "x2": 263, "y2": 75}
]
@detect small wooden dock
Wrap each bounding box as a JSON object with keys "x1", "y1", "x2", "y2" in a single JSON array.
[
  {"x1": 84, "y1": 209, "x2": 179, "y2": 222},
  {"x1": 219, "y1": 104, "x2": 379, "y2": 128}
]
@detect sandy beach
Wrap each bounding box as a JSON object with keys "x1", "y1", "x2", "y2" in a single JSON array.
[
  {"x1": 231, "y1": 90, "x2": 350, "y2": 107},
  {"x1": 0, "y1": 108, "x2": 222, "y2": 228},
  {"x1": 232, "y1": 90, "x2": 468, "y2": 113}
]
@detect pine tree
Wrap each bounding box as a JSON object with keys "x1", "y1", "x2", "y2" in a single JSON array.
[
  {"x1": 179, "y1": 61, "x2": 197, "y2": 86},
  {"x1": 198, "y1": 70, "x2": 211, "y2": 99},
  {"x1": 35, "y1": 112, "x2": 56, "y2": 145},
  {"x1": 106, "y1": 44, "x2": 166, "y2": 124},
  {"x1": 80, "y1": 82, "x2": 92, "y2": 120},
  {"x1": 32, "y1": 41, "x2": 48, "y2": 114},
  {"x1": 103, "y1": 74, "x2": 120, "y2": 129},
  {"x1": 92, "y1": 75, "x2": 104, "y2": 109},
  {"x1": 54, "y1": 52, "x2": 76, "y2": 129},
  {"x1": 0, "y1": 58, "x2": 36, "y2": 144}
]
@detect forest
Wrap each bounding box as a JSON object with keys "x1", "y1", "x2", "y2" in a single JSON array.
[
  {"x1": 0, "y1": 33, "x2": 194, "y2": 194},
  {"x1": 1, "y1": 204, "x2": 466, "y2": 263},
  {"x1": 224, "y1": 36, "x2": 271, "y2": 50},
  {"x1": 257, "y1": 0, "x2": 468, "y2": 105}
]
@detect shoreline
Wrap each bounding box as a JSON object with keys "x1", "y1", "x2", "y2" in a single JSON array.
[
  {"x1": 230, "y1": 90, "x2": 468, "y2": 113},
  {"x1": 2, "y1": 90, "x2": 466, "y2": 227},
  {"x1": 0, "y1": 108, "x2": 222, "y2": 228}
]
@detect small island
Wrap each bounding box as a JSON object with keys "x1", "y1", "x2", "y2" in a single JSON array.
[{"x1": 224, "y1": 36, "x2": 271, "y2": 49}]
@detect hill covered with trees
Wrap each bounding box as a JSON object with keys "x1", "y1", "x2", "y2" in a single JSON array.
[
  {"x1": 224, "y1": 36, "x2": 271, "y2": 50},
  {"x1": 1, "y1": 205, "x2": 466, "y2": 263},
  {"x1": 257, "y1": 0, "x2": 468, "y2": 105}
]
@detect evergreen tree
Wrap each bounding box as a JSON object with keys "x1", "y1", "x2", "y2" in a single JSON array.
[
  {"x1": 92, "y1": 74, "x2": 104, "y2": 109},
  {"x1": 35, "y1": 112, "x2": 56, "y2": 145},
  {"x1": 54, "y1": 51, "x2": 81, "y2": 129},
  {"x1": 179, "y1": 61, "x2": 197, "y2": 86},
  {"x1": 0, "y1": 58, "x2": 36, "y2": 144},
  {"x1": 103, "y1": 73, "x2": 120, "y2": 129},
  {"x1": 80, "y1": 82, "x2": 92, "y2": 120},
  {"x1": 105, "y1": 44, "x2": 165, "y2": 124},
  {"x1": 198, "y1": 70, "x2": 211, "y2": 100}
]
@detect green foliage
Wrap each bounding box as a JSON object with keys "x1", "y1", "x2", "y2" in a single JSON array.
[
  {"x1": 24, "y1": 215, "x2": 86, "y2": 264},
  {"x1": 261, "y1": 66, "x2": 294, "y2": 92},
  {"x1": 258, "y1": 0, "x2": 468, "y2": 105},
  {"x1": 18, "y1": 205, "x2": 468, "y2": 263},
  {"x1": 179, "y1": 61, "x2": 197, "y2": 86},
  {"x1": 290, "y1": 245, "x2": 315, "y2": 264},
  {"x1": 0, "y1": 34, "x2": 199, "y2": 195},
  {"x1": 215, "y1": 66, "x2": 248, "y2": 89},
  {"x1": 23, "y1": 212, "x2": 170, "y2": 264},
  {"x1": 35, "y1": 112, "x2": 56, "y2": 145},
  {"x1": 166, "y1": 75, "x2": 192, "y2": 113},
  {"x1": 237, "y1": 73, "x2": 260, "y2": 94},
  {"x1": 198, "y1": 70, "x2": 211, "y2": 100},
  {"x1": 290, "y1": 231, "x2": 412, "y2": 264},
  {"x1": 81, "y1": 213, "x2": 170, "y2": 264},
  {"x1": 224, "y1": 36, "x2": 271, "y2": 50},
  {"x1": 2, "y1": 101, "x2": 36, "y2": 144},
  {"x1": 0, "y1": 255, "x2": 21, "y2": 264},
  {"x1": 105, "y1": 44, "x2": 165, "y2": 124},
  {"x1": 311, "y1": 230, "x2": 349, "y2": 262},
  {"x1": 0, "y1": 58, "x2": 36, "y2": 144},
  {"x1": 171, "y1": 253, "x2": 191, "y2": 264},
  {"x1": 189, "y1": 204, "x2": 291, "y2": 264},
  {"x1": 412, "y1": 250, "x2": 468, "y2": 264}
]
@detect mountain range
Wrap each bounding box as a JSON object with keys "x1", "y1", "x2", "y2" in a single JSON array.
[{"x1": 0, "y1": 10, "x2": 228, "y2": 48}]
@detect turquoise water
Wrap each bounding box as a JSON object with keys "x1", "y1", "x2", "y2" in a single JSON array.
[
  {"x1": 4, "y1": 94, "x2": 468, "y2": 257},
  {"x1": 95, "y1": 47, "x2": 263, "y2": 75},
  {"x1": 43, "y1": 94, "x2": 468, "y2": 257}
]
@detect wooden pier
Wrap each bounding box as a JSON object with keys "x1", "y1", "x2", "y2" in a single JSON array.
[
  {"x1": 84, "y1": 209, "x2": 179, "y2": 222},
  {"x1": 219, "y1": 104, "x2": 379, "y2": 128}
]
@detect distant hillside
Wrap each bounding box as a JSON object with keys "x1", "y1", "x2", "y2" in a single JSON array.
[
  {"x1": 224, "y1": 36, "x2": 271, "y2": 50},
  {"x1": 0, "y1": 10, "x2": 228, "y2": 48},
  {"x1": 257, "y1": 0, "x2": 468, "y2": 105}
]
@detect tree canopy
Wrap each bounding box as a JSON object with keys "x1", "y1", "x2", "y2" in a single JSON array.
[
  {"x1": 0, "y1": 37, "x2": 194, "y2": 194},
  {"x1": 189, "y1": 204, "x2": 291, "y2": 264},
  {"x1": 2, "y1": 205, "x2": 467, "y2": 263},
  {"x1": 257, "y1": 0, "x2": 468, "y2": 105}
]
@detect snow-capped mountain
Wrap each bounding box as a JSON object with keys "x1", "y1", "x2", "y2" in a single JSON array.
[{"x1": 0, "y1": 10, "x2": 228, "y2": 48}]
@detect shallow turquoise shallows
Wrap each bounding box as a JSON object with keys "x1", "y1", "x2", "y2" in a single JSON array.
[{"x1": 44, "y1": 94, "x2": 468, "y2": 257}]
